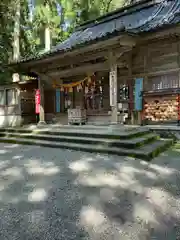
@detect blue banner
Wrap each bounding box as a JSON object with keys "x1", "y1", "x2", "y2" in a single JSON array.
[
  {"x1": 134, "y1": 78, "x2": 143, "y2": 111},
  {"x1": 56, "y1": 89, "x2": 60, "y2": 113}
]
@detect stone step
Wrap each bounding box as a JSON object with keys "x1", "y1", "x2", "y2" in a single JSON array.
[
  {"x1": 9, "y1": 124, "x2": 139, "y2": 131},
  {"x1": 133, "y1": 138, "x2": 173, "y2": 160},
  {"x1": 0, "y1": 136, "x2": 173, "y2": 161},
  {"x1": 0, "y1": 132, "x2": 157, "y2": 149},
  {"x1": 0, "y1": 127, "x2": 150, "y2": 139}
]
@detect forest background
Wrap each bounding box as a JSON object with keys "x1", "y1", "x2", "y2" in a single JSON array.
[{"x1": 0, "y1": 0, "x2": 135, "y2": 81}]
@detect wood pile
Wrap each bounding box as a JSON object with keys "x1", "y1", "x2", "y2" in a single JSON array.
[{"x1": 144, "y1": 95, "x2": 178, "y2": 122}]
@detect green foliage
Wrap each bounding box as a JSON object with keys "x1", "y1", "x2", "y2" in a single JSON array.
[{"x1": 0, "y1": 0, "x2": 130, "y2": 82}]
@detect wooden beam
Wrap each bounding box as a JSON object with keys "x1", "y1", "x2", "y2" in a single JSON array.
[
  {"x1": 35, "y1": 50, "x2": 105, "y2": 72},
  {"x1": 140, "y1": 25, "x2": 180, "y2": 43},
  {"x1": 33, "y1": 45, "x2": 130, "y2": 73},
  {"x1": 47, "y1": 61, "x2": 106, "y2": 76},
  {"x1": 106, "y1": 45, "x2": 132, "y2": 67},
  {"x1": 108, "y1": 51, "x2": 116, "y2": 70},
  {"x1": 117, "y1": 46, "x2": 132, "y2": 59},
  {"x1": 34, "y1": 71, "x2": 54, "y2": 88},
  {"x1": 48, "y1": 61, "x2": 109, "y2": 78},
  {"x1": 23, "y1": 35, "x2": 127, "y2": 68},
  {"x1": 120, "y1": 35, "x2": 137, "y2": 47},
  {"x1": 132, "y1": 68, "x2": 180, "y2": 78},
  {"x1": 21, "y1": 33, "x2": 138, "y2": 70}
]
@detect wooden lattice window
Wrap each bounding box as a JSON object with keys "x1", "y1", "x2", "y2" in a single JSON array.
[{"x1": 146, "y1": 72, "x2": 179, "y2": 91}]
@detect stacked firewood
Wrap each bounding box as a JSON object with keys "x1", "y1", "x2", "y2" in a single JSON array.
[{"x1": 144, "y1": 95, "x2": 178, "y2": 122}]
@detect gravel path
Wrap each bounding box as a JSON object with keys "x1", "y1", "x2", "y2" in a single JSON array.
[{"x1": 0, "y1": 143, "x2": 179, "y2": 239}]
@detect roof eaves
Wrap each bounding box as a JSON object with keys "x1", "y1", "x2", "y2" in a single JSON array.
[
  {"x1": 12, "y1": 30, "x2": 135, "y2": 66},
  {"x1": 76, "y1": 0, "x2": 161, "y2": 31}
]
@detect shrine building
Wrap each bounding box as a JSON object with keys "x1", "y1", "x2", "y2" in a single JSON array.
[{"x1": 2, "y1": 0, "x2": 180, "y2": 127}]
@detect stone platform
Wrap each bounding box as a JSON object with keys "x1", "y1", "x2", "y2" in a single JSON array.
[
  {"x1": 0, "y1": 125, "x2": 174, "y2": 161},
  {"x1": 148, "y1": 125, "x2": 180, "y2": 140}
]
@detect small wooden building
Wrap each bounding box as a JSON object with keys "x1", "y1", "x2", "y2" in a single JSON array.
[{"x1": 9, "y1": 0, "x2": 180, "y2": 126}]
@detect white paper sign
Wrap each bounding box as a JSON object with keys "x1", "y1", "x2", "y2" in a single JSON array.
[
  {"x1": 12, "y1": 73, "x2": 20, "y2": 83},
  {"x1": 109, "y1": 68, "x2": 117, "y2": 106}
]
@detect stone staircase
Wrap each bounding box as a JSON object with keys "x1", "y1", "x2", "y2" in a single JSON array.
[{"x1": 0, "y1": 125, "x2": 174, "y2": 161}]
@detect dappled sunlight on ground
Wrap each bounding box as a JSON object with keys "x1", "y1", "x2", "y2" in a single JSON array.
[
  {"x1": 0, "y1": 160, "x2": 10, "y2": 169},
  {"x1": 0, "y1": 149, "x2": 9, "y2": 154},
  {"x1": 73, "y1": 148, "x2": 180, "y2": 239},
  {"x1": 4, "y1": 143, "x2": 20, "y2": 148},
  {"x1": 148, "y1": 163, "x2": 176, "y2": 176},
  {"x1": 0, "y1": 143, "x2": 179, "y2": 239},
  {"x1": 12, "y1": 154, "x2": 24, "y2": 159},
  {"x1": 69, "y1": 160, "x2": 92, "y2": 173},
  {"x1": 25, "y1": 159, "x2": 60, "y2": 176},
  {"x1": 28, "y1": 188, "x2": 48, "y2": 202},
  {"x1": 1, "y1": 166, "x2": 23, "y2": 181}
]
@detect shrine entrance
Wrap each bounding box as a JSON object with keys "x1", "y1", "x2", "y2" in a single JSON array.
[{"x1": 84, "y1": 72, "x2": 110, "y2": 116}]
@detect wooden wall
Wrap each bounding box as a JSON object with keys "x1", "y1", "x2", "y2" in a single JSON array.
[
  {"x1": 19, "y1": 81, "x2": 37, "y2": 124},
  {"x1": 119, "y1": 36, "x2": 180, "y2": 124},
  {"x1": 44, "y1": 89, "x2": 55, "y2": 113},
  {"x1": 131, "y1": 37, "x2": 179, "y2": 77}
]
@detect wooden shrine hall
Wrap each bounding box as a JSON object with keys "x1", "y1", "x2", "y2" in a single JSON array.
[{"x1": 8, "y1": 0, "x2": 180, "y2": 126}]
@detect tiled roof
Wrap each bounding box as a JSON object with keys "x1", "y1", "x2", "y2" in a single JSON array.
[{"x1": 19, "y1": 0, "x2": 180, "y2": 63}]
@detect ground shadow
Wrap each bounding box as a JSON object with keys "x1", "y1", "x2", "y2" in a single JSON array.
[{"x1": 0, "y1": 143, "x2": 179, "y2": 239}]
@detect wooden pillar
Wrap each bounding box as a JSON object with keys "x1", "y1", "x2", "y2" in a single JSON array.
[
  {"x1": 61, "y1": 90, "x2": 65, "y2": 112},
  {"x1": 38, "y1": 77, "x2": 46, "y2": 125},
  {"x1": 177, "y1": 38, "x2": 180, "y2": 126},
  {"x1": 141, "y1": 48, "x2": 148, "y2": 126},
  {"x1": 69, "y1": 88, "x2": 73, "y2": 108},
  {"x1": 109, "y1": 51, "x2": 118, "y2": 124},
  {"x1": 81, "y1": 85, "x2": 85, "y2": 109},
  {"x1": 128, "y1": 52, "x2": 134, "y2": 125}
]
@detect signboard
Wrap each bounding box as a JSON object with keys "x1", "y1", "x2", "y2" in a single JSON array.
[
  {"x1": 12, "y1": 73, "x2": 20, "y2": 83},
  {"x1": 134, "y1": 78, "x2": 143, "y2": 111},
  {"x1": 56, "y1": 89, "x2": 61, "y2": 113},
  {"x1": 35, "y1": 89, "x2": 40, "y2": 114},
  {"x1": 109, "y1": 68, "x2": 117, "y2": 107}
]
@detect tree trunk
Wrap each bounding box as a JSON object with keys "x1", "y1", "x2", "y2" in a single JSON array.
[
  {"x1": 13, "y1": 0, "x2": 20, "y2": 61},
  {"x1": 60, "y1": 6, "x2": 64, "y2": 41},
  {"x1": 44, "y1": 3, "x2": 51, "y2": 51},
  {"x1": 45, "y1": 26, "x2": 51, "y2": 51}
]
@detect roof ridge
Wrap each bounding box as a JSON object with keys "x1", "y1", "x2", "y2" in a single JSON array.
[{"x1": 76, "y1": 0, "x2": 162, "y2": 31}]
